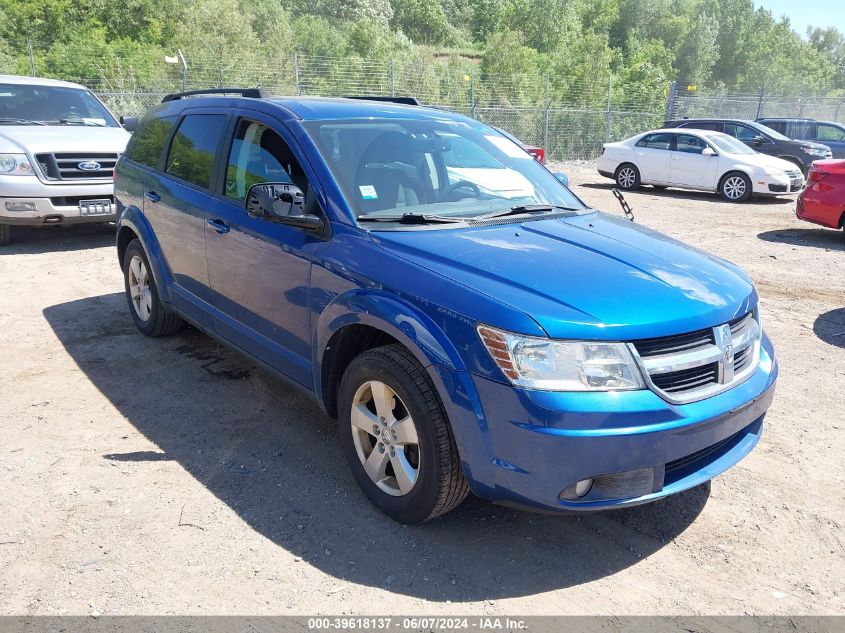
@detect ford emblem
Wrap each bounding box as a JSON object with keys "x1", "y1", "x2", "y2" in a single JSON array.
[{"x1": 78, "y1": 161, "x2": 101, "y2": 171}]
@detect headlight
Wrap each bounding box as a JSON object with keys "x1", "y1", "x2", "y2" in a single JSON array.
[
  {"x1": 478, "y1": 325, "x2": 645, "y2": 391},
  {"x1": 0, "y1": 154, "x2": 34, "y2": 175},
  {"x1": 800, "y1": 147, "x2": 827, "y2": 157}
]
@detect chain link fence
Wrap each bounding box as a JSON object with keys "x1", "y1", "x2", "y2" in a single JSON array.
[
  {"x1": 4, "y1": 43, "x2": 843, "y2": 160},
  {"x1": 668, "y1": 84, "x2": 845, "y2": 123}
]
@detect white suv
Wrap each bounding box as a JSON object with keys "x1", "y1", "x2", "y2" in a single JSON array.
[{"x1": 0, "y1": 75, "x2": 133, "y2": 245}]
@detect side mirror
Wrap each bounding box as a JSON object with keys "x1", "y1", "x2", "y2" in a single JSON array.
[
  {"x1": 750, "y1": 135, "x2": 766, "y2": 145},
  {"x1": 701, "y1": 147, "x2": 717, "y2": 157},
  {"x1": 553, "y1": 172, "x2": 569, "y2": 187},
  {"x1": 120, "y1": 116, "x2": 139, "y2": 132},
  {"x1": 246, "y1": 182, "x2": 323, "y2": 231}
]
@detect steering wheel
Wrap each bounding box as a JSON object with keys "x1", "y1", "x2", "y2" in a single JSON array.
[{"x1": 443, "y1": 179, "x2": 481, "y2": 199}]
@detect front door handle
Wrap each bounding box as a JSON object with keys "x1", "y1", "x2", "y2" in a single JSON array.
[
  {"x1": 145, "y1": 191, "x2": 161, "y2": 203},
  {"x1": 207, "y1": 218, "x2": 230, "y2": 234}
]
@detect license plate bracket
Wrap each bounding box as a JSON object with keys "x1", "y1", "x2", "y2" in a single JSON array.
[{"x1": 79, "y1": 199, "x2": 113, "y2": 216}]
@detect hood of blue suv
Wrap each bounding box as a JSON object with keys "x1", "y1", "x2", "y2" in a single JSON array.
[{"x1": 370, "y1": 211, "x2": 756, "y2": 341}]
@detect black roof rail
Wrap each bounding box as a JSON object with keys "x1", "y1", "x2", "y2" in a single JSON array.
[
  {"x1": 344, "y1": 95, "x2": 420, "y2": 106},
  {"x1": 161, "y1": 87, "x2": 271, "y2": 103}
]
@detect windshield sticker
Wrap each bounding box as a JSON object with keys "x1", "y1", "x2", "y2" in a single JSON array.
[
  {"x1": 486, "y1": 135, "x2": 532, "y2": 159},
  {"x1": 359, "y1": 185, "x2": 378, "y2": 200}
]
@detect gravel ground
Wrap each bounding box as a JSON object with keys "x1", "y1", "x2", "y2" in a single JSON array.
[{"x1": 1, "y1": 161, "x2": 843, "y2": 616}]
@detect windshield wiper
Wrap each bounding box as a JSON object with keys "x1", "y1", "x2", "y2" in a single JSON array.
[
  {"x1": 56, "y1": 118, "x2": 106, "y2": 127},
  {"x1": 471, "y1": 204, "x2": 581, "y2": 222},
  {"x1": 0, "y1": 117, "x2": 46, "y2": 126},
  {"x1": 357, "y1": 213, "x2": 466, "y2": 225}
]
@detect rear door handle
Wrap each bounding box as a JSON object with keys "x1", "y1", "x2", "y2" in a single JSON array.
[
  {"x1": 145, "y1": 191, "x2": 161, "y2": 203},
  {"x1": 207, "y1": 218, "x2": 230, "y2": 234}
]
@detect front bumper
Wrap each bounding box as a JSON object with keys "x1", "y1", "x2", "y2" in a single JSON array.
[
  {"x1": 457, "y1": 334, "x2": 777, "y2": 513},
  {"x1": 751, "y1": 172, "x2": 803, "y2": 196},
  {"x1": 0, "y1": 175, "x2": 115, "y2": 225}
]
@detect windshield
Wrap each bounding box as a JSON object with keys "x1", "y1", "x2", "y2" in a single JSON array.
[
  {"x1": 303, "y1": 118, "x2": 585, "y2": 223},
  {"x1": 0, "y1": 83, "x2": 118, "y2": 127},
  {"x1": 749, "y1": 120, "x2": 789, "y2": 141},
  {"x1": 708, "y1": 133, "x2": 757, "y2": 155}
]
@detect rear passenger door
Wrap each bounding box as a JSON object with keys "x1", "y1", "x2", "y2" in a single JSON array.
[
  {"x1": 146, "y1": 110, "x2": 229, "y2": 323},
  {"x1": 204, "y1": 112, "x2": 325, "y2": 387},
  {"x1": 633, "y1": 133, "x2": 674, "y2": 183}
]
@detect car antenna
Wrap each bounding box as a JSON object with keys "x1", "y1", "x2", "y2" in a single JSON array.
[{"x1": 611, "y1": 188, "x2": 635, "y2": 222}]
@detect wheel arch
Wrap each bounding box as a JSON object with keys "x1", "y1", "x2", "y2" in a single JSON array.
[
  {"x1": 115, "y1": 209, "x2": 172, "y2": 303},
  {"x1": 315, "y1": 290, "x2": 469, "y2": 418}
]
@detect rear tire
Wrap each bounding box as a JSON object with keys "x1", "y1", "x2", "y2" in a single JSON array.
[
  {"x1": 0, "y1": 224, "x2": 11, "y2": 246},
  {"x1": 122, "y1": 239, "x2": 184, "y2": 337},
  {"x1": 615, "y1": 163, "x2": 641, "y2": 191},
  {"x1": 719, "y1": 171, "x2": 752, "y2": 202},
  {"x1": 338, "y1": 344, "x2": 469, "y2": 524}
]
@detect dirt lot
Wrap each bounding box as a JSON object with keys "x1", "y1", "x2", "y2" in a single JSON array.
[{"x1": 1, "y1": 162, "x2": 843, "y2": 616}]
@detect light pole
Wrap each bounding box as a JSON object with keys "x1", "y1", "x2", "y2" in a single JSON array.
[{"x1": 165, "y1": 50, "x2": 188, "y2": 92}]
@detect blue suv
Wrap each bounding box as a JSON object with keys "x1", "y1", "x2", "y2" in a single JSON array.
[{"x1": 114, "y1": 89, "x2": 778, "y2": 523}]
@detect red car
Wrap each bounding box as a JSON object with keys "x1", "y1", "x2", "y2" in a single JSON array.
[{"x1": 797, "y1": 159, "x2": 845, "y2": 232}]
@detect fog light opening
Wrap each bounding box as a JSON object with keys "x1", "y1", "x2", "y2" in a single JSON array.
[
  {"x1": 5, "y1": 200, "x2": 36, "y2": 212},
  {"x1": 575, "y1": 478, "x2": 593, "y2": 497}
]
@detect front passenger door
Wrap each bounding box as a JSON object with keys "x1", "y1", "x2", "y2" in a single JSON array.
[
  {"x1": 205, "y1": 115, "x2": 325, "y2": 387},
  {"x1": 669, "y1": 134, "x2": 720, "y2": 188}
]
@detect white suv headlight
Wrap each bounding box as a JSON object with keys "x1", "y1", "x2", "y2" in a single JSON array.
[
  {"x1": 0, "y1": 154, "x2": 34, "y2": 175},
  {"x1": 478, "y1": 325, "x2": 645, "y2": 391}
]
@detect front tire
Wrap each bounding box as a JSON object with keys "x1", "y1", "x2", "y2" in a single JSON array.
[
  {"x1": 615, "y1": 163, "x2": 641, "y2": 190},
  {"x1": 338, "y1": 344, "x2": 469, "y2": 524},
  {"x1": 122, "y1": 239, "x2": 184, "y2": 337},
  {"x1": 0, "y1": 224, "x2": 11, "y2": 246},
  {"x1": 719, "y1": 172, "x2": 752, "y2": 202}
]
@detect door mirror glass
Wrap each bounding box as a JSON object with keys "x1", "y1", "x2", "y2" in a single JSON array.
[
  {"x1": 553, "y1": 172, "x2": 569, "y2": 187},
  {"x1": 245, "y1": 182, "x2": 323, "y2": 230},
  {"x1": 120, "y1": 116, "x2": 139, "y2": 132},
  {"x1": 701, "y1": 147, "x2": 717, "y2": 156}
]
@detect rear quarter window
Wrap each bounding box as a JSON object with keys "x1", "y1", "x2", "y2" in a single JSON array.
[
  {"x1": 125, "y1": 116, "x2": 177, "y2": 169},
  {"x1": 165, "y1": 114, "x2": 228, "y2": 189}
]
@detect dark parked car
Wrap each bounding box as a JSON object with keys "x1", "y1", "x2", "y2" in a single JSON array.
[
  {"x1": 756, "y1": 118, "x2": 845, "y2": 159},
  {"x1": 663, "y1": 118, "x2": 832, "y2": 174}
]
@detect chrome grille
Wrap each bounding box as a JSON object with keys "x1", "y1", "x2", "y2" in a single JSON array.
[
  {"x1": 630, "y1": 311, "x2": 761, "y2": 404},
  {"x1": 35, "y1": 152, "x2": 118, "y2": 181}
]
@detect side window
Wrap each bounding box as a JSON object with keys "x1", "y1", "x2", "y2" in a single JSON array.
[
  {"x1": 165, "y1": 114, "x2": 228, "y2": 189},
  {"x1": 725, "y1": 123, "x2": 762, "y2": 142},
  {"x1": 761, "y1": 120, "x2": 786, "y2": 134},
  {"x1": 224, "y1": 119, "x2": 307, "y2": 201},
  {"x1": 817, "y1": 123, "x2": 845, "y2": 142},
  {"x1": 635, "y1": 133, "x2": 673, "y2": 150},
  {"x1": 676, "y1": 134, "x2": 708, "y2": 154},
  {"x1": 683, "y1": 121, "x2": 721, "y2": 132},
  {"x1": 125, "y1": 116, "x2": 177, "y2": 169}
]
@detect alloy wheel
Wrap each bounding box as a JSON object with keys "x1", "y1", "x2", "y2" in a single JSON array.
[
  {"x1": 723, "y1": 175, "x2": 747, "y2": 200},
  {"x1": 350, "y1": 380, "x2": 420, "y2": 496},
  {"x1": 127, "y1": 255, "x2": 152, "y2": 321},
  {"x1": 618, "y1": 167, "x2": 636, "y2": 188}
]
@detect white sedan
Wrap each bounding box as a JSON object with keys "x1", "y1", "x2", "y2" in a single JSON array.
[{"x1": 597, "y1": 128, "x2": 805, "y2": 202}]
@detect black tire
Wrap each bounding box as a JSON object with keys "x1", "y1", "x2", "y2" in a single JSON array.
[
  {"x1": 122, "y1": 239, "x2": 184, "y2": 337},
  {"x1": 338, "y1": 344, "x2": 469, "y2": 524},
  {"x1": 615, "y1": 163, "x2": 641, "y2": 191},
  {"x1": 0, "y1": 224, "x2": 11, "y2": 246},
  {"x1": 719, "y1": 171, "x2": 753, "y2": 202}
]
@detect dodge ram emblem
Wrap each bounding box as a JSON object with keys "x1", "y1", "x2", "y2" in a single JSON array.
[{"x1": 78, "y1": 161, "x2": 101, "y2": 171}]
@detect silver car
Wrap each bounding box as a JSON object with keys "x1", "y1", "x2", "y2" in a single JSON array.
[{"x1": 0, "y1": 75, "x2": 132, "y2": 245}]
